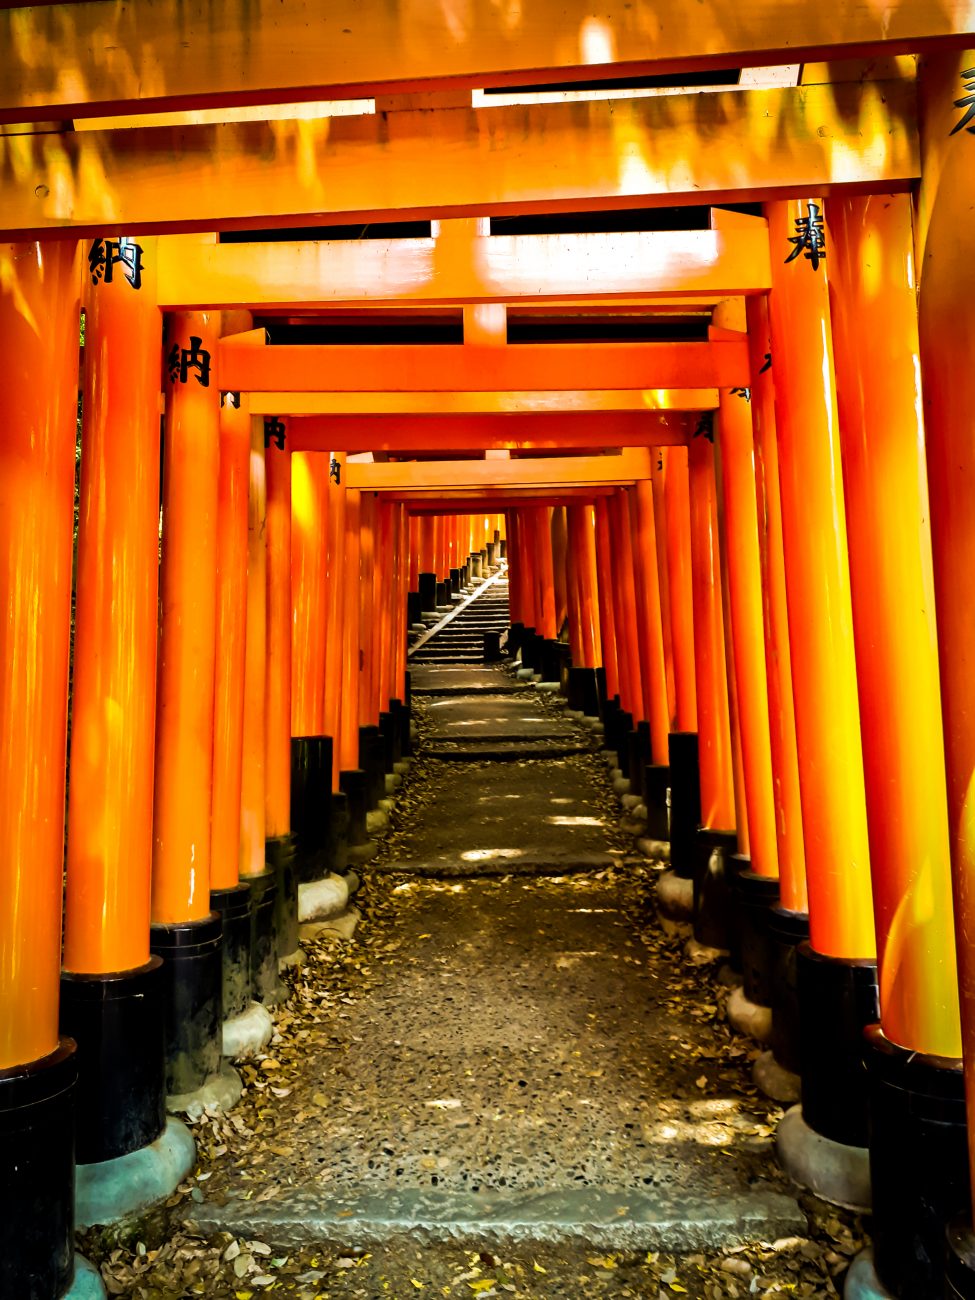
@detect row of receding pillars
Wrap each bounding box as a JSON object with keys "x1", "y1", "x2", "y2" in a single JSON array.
[
  {"x1": 408, "y1": 512, "x2": 506, "y2": 623},
  {"x1": 0, "y1": 240, "x2": 511, "y2": 1298},
  {"x1": 498, "y1": 195, "x2": 975, "y2": 1298}
]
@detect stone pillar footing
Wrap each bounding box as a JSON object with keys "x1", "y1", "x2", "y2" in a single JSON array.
[
  {"x1": 776, "y1": 1104, "x2": 871, "y2": 1211},
  {"x1": 67, "y1": 1256, "x2": 108, "y2": 1299},
  {"x1": 75, "y1": 1117, "x2": 196, "y2": 1229},
  {"x1": 753, "y1": 1048, "x2": 801, "y2": 1104},
  {"x1": 727, "y1": 984, "x2": 772, "y2": 1044},
  {"x1": 166, "y1": 1060, "x2": 243, "y2": 1120},
  {"x1": 844, "y1": 1249, "x2": 897, "y2": 1299},
  {"x1": 222, "y1": 1001, "x2": 274, "y2": 1061}
]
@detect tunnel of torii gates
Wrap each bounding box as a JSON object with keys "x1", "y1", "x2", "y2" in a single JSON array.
[{"x1": 2, "y1": 4, "x2": 975, "y2": 1297}]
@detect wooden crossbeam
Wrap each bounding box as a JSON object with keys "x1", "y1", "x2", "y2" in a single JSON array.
[
  {"x1": 247, "y1": 389, "x2": 718, "y2": 415},
  {"x1": 344, "y1": 447, "x2": 652, "y2": 490},
  {"x1": 0, "y1": 1, "x2": 963, "y2": 122},
  {"x1": 156, "y1": 224, "x2": 770, "y2": 307},
  {"x1": 0, "y1": 81, "x2": 917, "y2": 236},
  {"x1": 219, "y1": 341, "x2": 748, "y2": 392},
  {"x1": 286, "y1": 411, "x2": 691, "y2": 452}
]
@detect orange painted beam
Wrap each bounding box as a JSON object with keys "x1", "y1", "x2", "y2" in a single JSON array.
[
  {"x1": 346, "y1": 449, "x2": 652, "y2": 491},
  {"x1": 156, "y1": 226, "x2": 772, "y2": 308},
  {"x1": 249, "y1": 390, "x2": 717, "y2": 416},
  {"x1": 287, "y1": 412, "x2": 691, "y2": 452},
  {"x1": 0, "y1": 3, "x2": 959, "y2": 122},
  {"x1": 0, "y1": 83, "x2": 918, "y2": 236},
  {"x1": 220, "y1": 341, "x2": 748, "y2": 394}
]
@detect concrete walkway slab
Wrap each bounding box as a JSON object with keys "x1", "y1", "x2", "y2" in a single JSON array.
[
  {"x1": 410, "y1": 666, "x2": 526, "y2": 695},
  {"x1": 187, "y1": 876, "x2": 802, "y2": 1251}
]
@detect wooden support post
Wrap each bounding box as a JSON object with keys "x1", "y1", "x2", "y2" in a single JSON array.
[
  {"x1": 0, "y1": 238, "x2": 81, "y2": 1300},
  {"x1": 712, "y1": 305, "x2": 778, "y2": 880},
  {"x1": 746, "y1": 295, "x2": 807, "y2": 912},
  {"x1": 628, "y1": 480, "x2": 670, "y2": 765},
  {"x1": 240, "y1": 415, "x2": 267, "y2": 879},
  {"x1": 66, "y1": 236, "x2": 160, "y2": 970},
  {"x1": 291, "y1": 451, "x2": 330, "y2": 737},
  {"x1": 551, "y1": 506, "x2": 568, "y2": 634},
  {"x1": 688, "y1": 434, "x2": 736, "y2": 833},
  {"x1": 152, "y1": 310, "x2": 221, "y2": 920},
  {"x1": 917, "y1": 54, "x2": 975, "y2": 1276},
  {"x1": 534, "y1": 507, "x2": 558, "y2": 641},
  {"x1": 323, "y1": 452, "x2": 347, "y2": 790},
  {"x1": 607, "y1": 490, "x2": 645, "y2": 722},
  {"x1": 765, "y1": 199, "x2": 874, "y2": 959},
  {"x1": 340, "y1": 488, "x2": 362, "y2": 772},
  {"x1": 663, "y1": 446, "x2": 698, "y2": 733},
  {"x1": 594, "y1": 499, "x2": 620, "y2": 703},
  {"x1": 650, "y1": 452, "x2": 677, "y2": 730}
]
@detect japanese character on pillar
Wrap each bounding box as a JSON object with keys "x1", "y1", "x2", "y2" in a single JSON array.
[
  {"x1": 329, "y1": 456, "x2": 341, "y2": 485},
  {"x1": 263, "y1": 417, "x2": 286, "y2": 450},
  {"x1": 166, "y1": 336, "x2": 211, "y2": 387},
  {"x1": 784, "y1": 201, "x2": 827, "y2": 271},
  {"x1": 693, "y1": 412, "x2": 715, "y2": 442},
  {"x1": 87, "y1": 237, "x2": 145, "y2": 290},
  {"x1": 950, "y1": 67, "x2": 975, "y2": 135}
]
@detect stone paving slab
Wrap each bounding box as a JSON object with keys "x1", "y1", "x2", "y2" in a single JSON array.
[
  {"x1": 388, "y1": 759, "x2": 617, "y2": 872},
  {"x1": 410, "y1": 666, "x2": 525, "y2": 695},
  {"x1": 188, "y1": 876, "x2": 801, "y2": 1250},
  {"x1": 424, "y1": 695, "x2": 580, "y2": 745}
]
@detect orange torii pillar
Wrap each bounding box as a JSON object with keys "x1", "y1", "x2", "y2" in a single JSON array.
[
  {"x1": 357, "y1": 492, "x2": 387, "y2": 813},
  {"x1": 149, "y1": 310, "x2": 230, "y2": 1104},
  {"x1": 527, "y1": 507, "x2": 559, "y2": 682},
  {"x1": 743, "y1": 295, "x2": 808, "y2": 1091},
  {"x1": 593, "y1": 498, "x2": 621, "y2": 709},
  {"x1": 643, "y1": 452, "x2": 678, "y2": 843},
  {"x1": 565, "y1": 503, "x2": 602, "y2": 717},
  {"x1": 0, "y1": 240, "x2": 86, "y2": 1300},
  {"x1": 917, "y1": 51, "x2": 975, "y2": 1297},
  {"x1": 209, "y1": 386, "x2": 256, "y2": 1026},
  {"x1": 708, "y1": 303, "x2": 781, "y2": 988},
  {"x1": 390, "y1": 502, "x2": 413, "y2": 763},
  {"x1": 659, "y1": 445, "x2": 703, "y2": 885},
  {"x1": 504, "y1": 511, "x2": 524, "y2": 646},
  {"x1": 60, "y1": 234, "x2": 182, "y2": 1215},
  {"x1": 551, "y1": 505, "x2": 569, "y2": 635},
  {"x1": 510, "y1": 509, "x2": 538, "y2": 668},
  {"x1": 338, "y1": 488, "x2": 370, "y2": 847},
  {"x1": 828, "y1": 190, "x2": 966, "y2": 1297},
  {"x1": 290, "y1": 450, "x2": 334, "y2": 890},
  {"x1": 374, "y1": 498, "x2": 405, "y2": 797},
  {"x1": 407, "y1": 513, "x2": 422, "y2": 628},
  {"x1": 686, "y1": 430, "x2": 738, "y2": 954},
  {"x1": 321, "y1": 451, "x2": 354, "y2": 861},
  {"x1": 765, "y1": 198, "x2": 877, "y2": 1199},
  {"x1": 605, "y1": 489, "x2": 646, "y2": 784},
  {"x1": 417, "y1": 514, "x2": 438, "y2": 614},
  {"x1": 626, "y1": 479, "x2": 670, "y2": 814}
]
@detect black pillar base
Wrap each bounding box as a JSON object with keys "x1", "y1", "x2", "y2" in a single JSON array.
[
  {"x1": 568, "y1": 666, "x2": 600, "y2": 716},
  {"x1": 150, "y1": 912, "x2": 222, "y2": 1096},
  {"x1": 540, "y1": 638, "x2": 563, "y2": 683},
  {"x1": 248, "y1": 870, "x2": 284, "y2": 1004},
  {"x1": 461, "y1": 563, "x2": 470, "y2": 587},
  {"x1": 613, "y1": 710, "x2": 634, "y2": 772},
  {"x1": 291, "y1": 735, "x2": 333, "y2": 883},
  {"x1": 59, "y1": 959, "x2": 165, "y2": 1166},
  {"x1": 0, "y1": 1040, "x2": 77, "y2": 1300},
  {"x1": 767, "y1": 905, "x2": 809, "y2": 1076},
  {"x1": 449, "y1": 566, "x2": 461, "y2": 594},
  {"x1": 470, "y1": 552, "x2": 483, "y2": 577},
  {"x1": 507, "y1": 622, "x2": 525, "y2": 656},
  {"x1": 486, "y1": 541, "x2": 496, "y2": 568},
  {"x1": 627, "y1": 721, "x2": 653, "y2": 795},
  {"x1": 947, "y1": 1221, "x2": 975, "y2": 1299},
  {"x1": 643, "y1": 764, "x2": 670, "y2": 841},
  {"x1": 385, "y1": 701, "x2": 405, "y2": 768},
  {"x1": 407, "y1": 590, "x2": 422, "y2": 627},
  {"x1": 667, "y1": 731, "x2": 701, "y2": 878},
  {"x1": 266, "y1": 834, "x2": 299, "y2": 961},
  {"x1": 499, "y1": 538, "x2": 507, "y2": 559},
  {"x1": 483, "y1": 630, "x2": 502, "y2": 661},
  {"x1": 865, "y1": 1026, "x2": 968, "y2": 1298},
  {"x1": 520, "y1": 627, "x2": 539, "y2": 671},
  {"x1": 797, "y1": 942, "x2": 878, "y2": 1147},
  {"x1": 325, "y1": 790, "x2": 350, "y2": 873},
  {"x1": 435, "y1": 580, "x2": 448, "y2": 607},
  {"x1": 340, "y1": 768, "x2": 370, "y2": 846},
  {"x1": 358, "y1": 723, "x2": 386, "y2": 809},
  {"x1": 734, "y1": 867, "x2": 780, "y2": 1007},
  {"x1": 418, "y1": 571, "x2": 437, "y2": 613},
  {"x1": 602, "y1": 696, "x2": 620, "y2": 750},
  {"x1": 692, "y1": 827, "x2": 738, "y2": 950},
  {"x1": 595, "y1": 665, "x2": 608, "y2": 714},
  {"x1": 210, "y1": 883, "x2": 253, "y2": 1017}
]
